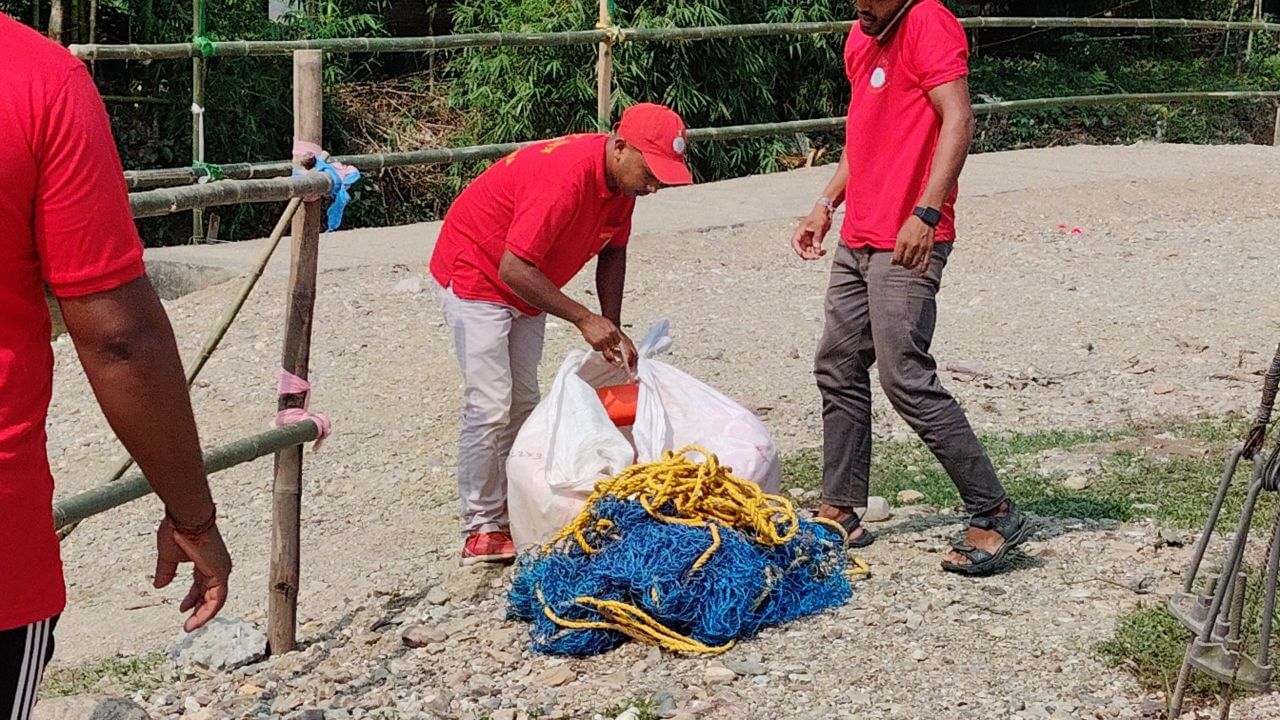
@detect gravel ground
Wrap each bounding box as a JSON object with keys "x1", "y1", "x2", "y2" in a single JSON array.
[{"x1": 41, "y1": 143, "x2": 1280, "y2": 718}]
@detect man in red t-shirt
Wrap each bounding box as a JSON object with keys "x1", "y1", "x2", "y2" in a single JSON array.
[
  {"x1": 430, "y1": 103, "x2": 693, "y2": 564},
  {"x1": 790, "y1": 0, "x2": 1027, "y2": 575},
  {"x1": 0, "y1": 14, "x2": 232, "y2": 717}
]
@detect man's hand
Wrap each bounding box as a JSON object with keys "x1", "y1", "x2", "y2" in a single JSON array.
[
  {"x1": 575, "y1": 313, "x2": 631, "y2": 367},
  {"x1": 892, "y1": 214, "x2": 935, "y2": 273},
  {"x1": 619, "y1": 333, "x2": 639, "y2": 373},
  {"x1": 791, "y1": 205, "x2": 833, "y2": 260},
  {"x1": 154, "y1": 515, "x2": 232, "y2": 632}
]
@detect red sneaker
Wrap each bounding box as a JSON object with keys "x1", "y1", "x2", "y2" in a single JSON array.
[{"x1": 461, "y1": 531, "x2": 516, "y2": 566}]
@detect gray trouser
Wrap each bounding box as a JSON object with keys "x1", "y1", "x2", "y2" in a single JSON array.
[
  {"x1": 439, "y1": 286, "x2": 547, "y2": 535},
  {"x1": 814, "y1": 243, "x2": 1006, "y2": 515}
]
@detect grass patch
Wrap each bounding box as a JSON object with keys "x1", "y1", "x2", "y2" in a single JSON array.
[
  {"x1": 782, "y1": 426, "x2": 1124, "y2": 519},
  {"x1": 599, "y1": 698, "x2": 659, "y2": 720},
  {"x1": 1099, "y1": 567, "x2": 1280, "y2": 704},
  {"x1": 42, "y1": 652, "x2": 166, "y2": 698},
  {"x1": 1097, "y1": 604, "x2": 1214, "y2": 700},
  {"x1": 781, "y1": 417, "x2": 1272, "y2": 529}
]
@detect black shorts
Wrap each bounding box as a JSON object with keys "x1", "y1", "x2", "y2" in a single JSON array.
[{"x1": 0, "y1": 616, "x2": 58, "y2": 720}]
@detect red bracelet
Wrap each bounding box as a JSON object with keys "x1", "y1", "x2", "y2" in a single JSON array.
[{"x1": 166, "y1": 504, "x2": 218, "y2": 537}]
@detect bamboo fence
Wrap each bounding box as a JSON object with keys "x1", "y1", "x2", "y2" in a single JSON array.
[
  {"x1": 70, "y1": 17, "x2": 1280, "y2": 61},
  {"x1": 83, "y1": 14, "x2": 1280, "y2": 200},
  {"x1": 52, "y1": 421, "x2": 320, "y2": 531},
  {"x1": 122, "y1": 91, "x2": 1280, "y2": 199}
]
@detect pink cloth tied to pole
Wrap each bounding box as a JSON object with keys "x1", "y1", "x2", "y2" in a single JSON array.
[
  {"x1": 291, "y1": 141, "x2": 357, "y2": 202},
  {"x1": 276, "y1": 369, "x2": 332, "y2": 450}
]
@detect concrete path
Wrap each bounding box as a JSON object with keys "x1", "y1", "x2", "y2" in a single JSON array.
[{"x1": 144, "y1": 142, "x2": 1276, "y2": 278}]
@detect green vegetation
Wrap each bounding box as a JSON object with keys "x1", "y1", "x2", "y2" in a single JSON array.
[
  {"x1": 781, "y1": 415, "x2": 1275, "y2": 531},
  {"x1": 42, "y1": 652, "x2": 166, "y2": 698}
]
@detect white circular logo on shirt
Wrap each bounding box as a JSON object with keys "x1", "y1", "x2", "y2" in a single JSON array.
[
  {"x1": 672, "y1": 136, "x2": 686, "y2": 155},
  {"x1": 870, "y1": 67, "x2": 887, "y2": 88}
]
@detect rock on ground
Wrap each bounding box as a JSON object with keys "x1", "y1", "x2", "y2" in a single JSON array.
[
  {"x1": 170, "y1": 617, "x2": 266, "y2": 671},
  {"x1": 34, "y1": 696, "x2": 150, "y2": 720}
]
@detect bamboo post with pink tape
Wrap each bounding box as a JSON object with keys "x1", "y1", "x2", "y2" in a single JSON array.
[{"x1": 269, "y1": 49, "x2": 324, "y2": 655}]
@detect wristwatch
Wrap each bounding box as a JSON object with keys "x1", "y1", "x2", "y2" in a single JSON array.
[
  {"x1": 816, "y1": 196, "x2": 837, "y2": 213},
  {"x1": 913, "y1": 206, "x2": 941, "y2": 228}
]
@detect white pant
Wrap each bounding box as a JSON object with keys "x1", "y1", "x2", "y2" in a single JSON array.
[{"x1": 439, "y1": 286, "x2": 547, "y2": 535}]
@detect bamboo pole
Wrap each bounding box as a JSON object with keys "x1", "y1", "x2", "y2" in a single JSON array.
[
  {"x1": 102, "y1": 95, "x2": 181, "y2": 105},
  {"x1": 186, "y1": 197, "x2": 303, "y2": 384},
  {"x1": 63, "y1": 198, "x2": 304, "y2": 540},
  {"x1": 88, "y1": 0, "x2": 97, "y2": 75},
  {"x1": 53, "y1": 422, "x2": 320, "y2": 531},
  {"x1": 967, "y1": 90, "x2": 1280, "y2": 115},
  {"x1": 125, "y1": 142, "x2": 529, "y2": 189},
  {"x1": 686, "y1": 91, "x2": 1280, "y2": 142},
  {"x1": 70, "y1": 28, "x2": 612, "y2": 60},
  {"x1": 596, "y1": 0, "x2": 613, "y2": 129},
  {"x1": 955, "y1": 16, "x2": 1278, "y2": 31},
  {"x1": 269, "y1": 49, "x2": 323, "y2": 656},
  {"x1": 48, "y1": 0, "x2": 63, "y2": 41},
  {"x1": 1225, "y1": 0, "x2": 1243, "y2": 56},
  {"x1": 68, "y1": 17, "x2": 1280, "y2": 61},
  {"x1": 129, "y1": 173, "x2": 332, "y2": 217},
  {"x1": 192, "y1": 0, "x2": 206, "y2": 242},
  {"x1": 1246, "y1": 0, "x2": 1263, "y2": 61}
]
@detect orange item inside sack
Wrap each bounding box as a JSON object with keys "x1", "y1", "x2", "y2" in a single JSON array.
[{"x1": 596, "y1": 382, "x2": 639, "y2": 427}]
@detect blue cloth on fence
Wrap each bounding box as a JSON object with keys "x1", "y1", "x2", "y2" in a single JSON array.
[
  {"x1": 293, "y1": 157, "x2": 361, "y2": 231},
  {"x1": 312, "y1": 157, "x2": 361, "y2": 231}
]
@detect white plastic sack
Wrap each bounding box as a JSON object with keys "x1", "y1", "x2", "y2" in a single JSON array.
[{"x1": 508, "y1": 320, "x2": 781, "y2": 550}]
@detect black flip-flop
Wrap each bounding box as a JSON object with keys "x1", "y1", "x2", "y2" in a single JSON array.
[
  {"x1": 940, "y1": 501, "x2": 1030, "y2": 576},
  {"x1": 813, "y1": 509, "x2": 875, "y2": 549}
]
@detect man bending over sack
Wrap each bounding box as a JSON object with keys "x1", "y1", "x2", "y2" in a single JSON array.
[
  {"x1": 429, "y1": 103, "x2": 694, "y2": 565},
  {"x1": 790, "y1": 0, "x2": 1028, "y2": 575}
]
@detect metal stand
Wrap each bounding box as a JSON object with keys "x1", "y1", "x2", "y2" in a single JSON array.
[{"x1": 1169, "y1": 343, "x2": 1280, "y2": 718}]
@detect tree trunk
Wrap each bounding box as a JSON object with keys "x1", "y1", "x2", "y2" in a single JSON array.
[{"x1": 48, "y1": 0, "x2": 64, "y2": 42}]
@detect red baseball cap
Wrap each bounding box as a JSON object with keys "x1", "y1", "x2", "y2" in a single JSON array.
[{"x1": 616, "y1": 103, "x2": 694, "y2": 186}]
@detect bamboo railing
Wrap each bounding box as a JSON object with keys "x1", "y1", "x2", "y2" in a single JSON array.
[
  {"x1": 53, "y1": 421, "x2": 320, "y2": 531},
  {"x1": 122, "y1": 91, "x2": 1280, "y2": 197},
  {"x1": 70, "y1": 17, "x2": 1280, "y2": 60},
  {"x1": 83, "y1": 14, "x2": 1280, "y2": 202},
  {"x1": 130, "y1": 173, "x2": 332, "y2": 217}
]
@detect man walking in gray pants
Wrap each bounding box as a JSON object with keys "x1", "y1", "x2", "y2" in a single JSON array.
[{"x1": 790, "y1": 0, "x2": 1027, "y2": 575}]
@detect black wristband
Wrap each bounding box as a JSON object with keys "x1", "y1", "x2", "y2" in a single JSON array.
[{"x1": 166, "y1": 504, "x2": 217, "y2": 537}]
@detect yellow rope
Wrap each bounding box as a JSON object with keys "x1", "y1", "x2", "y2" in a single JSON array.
[
  {"x1": 548, "y1": 445, "x2": 798, "y2": 553},
  {"x1": 811, "y1": 516, "x2": 849, "y2": 539},
  {"x1": 692, "y1": 522, "x2": 721, "y2": 571},
  {"x1": 536, "y1": 447, "x2": 866, "y2": 655},
  {"x1": 810, "y1": 518, "x2": 871, "y2": 579},
  {"x1": 536, "y1": 586, "x2": 733, "y2": 654}
]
